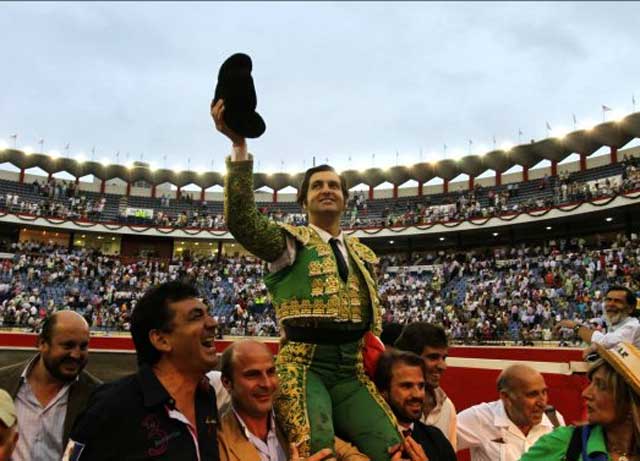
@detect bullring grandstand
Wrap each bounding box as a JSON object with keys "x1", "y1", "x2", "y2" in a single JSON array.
[{"x1": 1, "y1": 113, "x2": 640, "y2": 343}]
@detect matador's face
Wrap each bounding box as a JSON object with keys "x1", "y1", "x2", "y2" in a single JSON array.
[{"x1": 304, "y1": 171, "x2": 346, "y2": 218}]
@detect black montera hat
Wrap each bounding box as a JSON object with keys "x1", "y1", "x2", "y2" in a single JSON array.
[{"x1": 214, "y1": 53, "x2": 266, "y2": 138}]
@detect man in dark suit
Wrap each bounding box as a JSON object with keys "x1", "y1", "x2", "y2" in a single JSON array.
[
  {"x1": 0, "y1": 310, "x2": 101, "y2": 461},
  {"x1": 375, "y1": 350, "x2": 457, "y2": 461}
]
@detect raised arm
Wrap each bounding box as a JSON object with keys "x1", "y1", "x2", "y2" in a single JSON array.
[{"x1": 211, "y1": 99, "x2": 287, "y2": 262}]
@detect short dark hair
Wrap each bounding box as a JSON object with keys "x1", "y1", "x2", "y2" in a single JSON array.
[
  {"x1": 394, "y1": 322, "x2": 448, "y2": 355},
  {"x1": 131, "y1": 281, "x2": 199, "y2": 366},
  {"x1": 219, "y1": 343, "x2": 236, "y2": 382},
  {"x1": 380, "y1": 322, "x2": 405, "y2": 347},
  {"x1": 374, "y1": 350, "x2": 426, "y2": 393},
  {"x1": 39, "y1": 314, "x2": 58, "y2": 345},
  {"x1": 296, "y1": 164, "x2": 349, "y2": 208},
  {"x1": 607, "y1": 285, "x2": 637, "y2": 312}
]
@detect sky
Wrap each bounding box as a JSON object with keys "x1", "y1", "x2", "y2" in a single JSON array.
[{"x1": 1, "y1": 2, "x2": 640, "y2": 179}]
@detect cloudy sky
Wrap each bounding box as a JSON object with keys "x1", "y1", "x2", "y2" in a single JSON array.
[{"x1": 1, "y1": 2, "x2": 639, "y2": 177}]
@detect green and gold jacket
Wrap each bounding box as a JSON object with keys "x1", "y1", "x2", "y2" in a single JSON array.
[{"x1": 224, "y1": 156, "x2": 382, "y2": 334}]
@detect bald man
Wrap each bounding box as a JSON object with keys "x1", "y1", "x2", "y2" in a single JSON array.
[
  {"x1": 456, "y1": 365, "x2": 564, "y2": 461},
  {"x1": 217, "y1": 340, "x2": 368, "y2": 461},
  {"x1": 0, "y1": 311, "x2": 101, "y2": 461}
]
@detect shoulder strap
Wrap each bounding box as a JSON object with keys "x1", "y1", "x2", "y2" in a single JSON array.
[
  {"x1": 544, "y1": 405, "x2": 561, "y2": 428},
  {"x1": 564, "y1": 426, "x2": 584, "y2": 461}
]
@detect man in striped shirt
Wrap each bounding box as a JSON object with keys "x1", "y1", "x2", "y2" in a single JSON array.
[{"x1": 0, "y1": 310, "x2": 101, "y2": 461}]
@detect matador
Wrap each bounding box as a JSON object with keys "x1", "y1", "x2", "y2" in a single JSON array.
[{"x1": 211, "y1": 99, "x2": 402, "y2": 461}]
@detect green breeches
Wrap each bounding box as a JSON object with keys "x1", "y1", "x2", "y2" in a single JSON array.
[{"x1": 274, "y1": 340, "x2": 402, "y2": 461}]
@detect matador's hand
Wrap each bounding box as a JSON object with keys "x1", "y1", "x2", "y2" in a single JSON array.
[
  {"x1": 210, "y1": 98, "x2": 246, "y2": 148},
  {"x1": 290, "y1": 443, "x2": 335, "y2": 461}
]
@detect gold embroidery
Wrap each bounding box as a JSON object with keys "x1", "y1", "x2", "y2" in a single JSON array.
[
  {"x1": 321, "y1": 257, "x2": 335, "y2": 275},
  {"x1": 278, "y1": 223, "x2": 311, "y2": 245},
  {"x1": 274, "y1": 342, "x2": 316, "y2": 458},
  {"x1": 347, "y1": 239, "x2": 379, "y2": 264},
  {"x1": 314, "y1": 244, "x2": 331, "y2": 257},
  {"x1": 324, "y1": 276, "x2": 340, "y2": 295},
  {"x1": 277, "y1": 296, "x2": 342, "y2": 320},
  {"x1": 308, "y1": 261, "x2": 322, "y2": 276},
  {"x1": 300, "y1": 299, "x2": 312, "y2": 315},
  {"x1": 311, "y1": 279, "x2": 324, "y2": 297}
]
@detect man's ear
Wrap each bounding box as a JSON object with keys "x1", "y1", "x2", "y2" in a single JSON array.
[
  {"x1": 37, "y1": 337, "x2": 48, "y2": 353},
  {"x1": 149, "y1": 329, "x2": 172, "y2": 354},
  {"x1": 221, "y1": 374, "x2": 232, "y2": 392}
]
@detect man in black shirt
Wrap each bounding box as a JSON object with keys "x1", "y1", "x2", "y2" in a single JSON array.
[
  {"x1": 375, "y1": 350, "x2": 457, "y2": 461},
  {"x1": 63, "y1": 281, "x2": 220, "y2": 461}
]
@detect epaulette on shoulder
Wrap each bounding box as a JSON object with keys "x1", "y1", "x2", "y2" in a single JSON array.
[
  {"x1": 348, "y1": 238, "x2": 379, "y2": 264},
  {"x1": 278, "y1": 223, "x2": 311, "y2": 245}
]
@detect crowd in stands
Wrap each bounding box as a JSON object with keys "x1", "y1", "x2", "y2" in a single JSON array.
[
  {"x1": 0, "y1": 177, "x2": 106, "y2": 220},
  {"x1": 2, "y1": 156, "x2": 639, "y2": 232},
  {"x1": 1, "y1": 232, "x2": 638, "y2": 345}
]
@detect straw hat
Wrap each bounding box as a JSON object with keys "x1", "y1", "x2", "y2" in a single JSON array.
[
  {"x1": 0, "y1": 389, "x2": 16, "y2": 428},
  {"x1": 594, "y1": 342, "x2": 640, "y2": 396}
]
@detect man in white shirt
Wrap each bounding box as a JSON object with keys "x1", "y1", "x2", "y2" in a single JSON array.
[
  {"x1": 555, "y1": 286, "x2": 640, "y2": 352},
  {"x1": 457, "y1": 364, "x2": 564, "y2": 461},
  {"x1": 394, "y1": 322, "x2": 458, "y2": 449}
]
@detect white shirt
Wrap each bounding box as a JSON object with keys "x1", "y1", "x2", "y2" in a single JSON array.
[
  {"x1": 14, "y1": 356, "x2": 74, "y2": 461},
  {"x1": 206, "y1": 370, "x2": 231, "y2": 414},
  {"x1": 420, "y1": 387, "x2": 458, "y2": 450},
  {"x1": 590, "y1": 316, "x2": 640, "y2": 349},
  {"x1": 269, "y1": 223, "x2": 349, "y2": 273},
  {"x1": 457, "y1": 399, "x2": 564, "y2": 461},
  {"x1": 232, "y1": 407, "x2": 287, "y2": 461}
]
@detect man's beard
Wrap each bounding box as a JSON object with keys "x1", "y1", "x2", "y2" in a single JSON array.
[
  {"x1": 389, "y1": 398, "x2": 423, "y2": 425},
  {"x1": 43, "y1": 355, "x2": 86, "y2": 382},
  {"x1": 604, "y1": 311, "x2": 627, "y2": 326}
]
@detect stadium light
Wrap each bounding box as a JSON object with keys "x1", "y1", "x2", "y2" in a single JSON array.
[
  {"x1": 605, "y1": 217, "x2": 613, "y2": 222},
  {"x1": 389, "y1": 240, "x2": 395, "y2": 245},
  {"x1": 500, "y1": 141, "x2": 514, "y2": 152},
  {"x1": 546, "y1": 226, "x2": 552, "y2": 230},
  {"x1": 580, "y1": 119, "x2": 598, "y2": 131},
  {"x1": 492, "y1": 232, "x2": 499, "y2": 237},
  {"x1": 439, "y1": 237, "x2": 445, "y2": 241},
  {"x1": 550, "y1": 127, "x2": 569, "y2": 139},
  {"x1": 610, "y1": 110, "x2": 626, "y2": 123}
]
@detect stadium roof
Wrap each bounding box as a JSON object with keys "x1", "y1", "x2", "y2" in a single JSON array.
[{"x1": 2, "y1": 112, "x2": 640, "y2": 190}]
